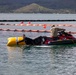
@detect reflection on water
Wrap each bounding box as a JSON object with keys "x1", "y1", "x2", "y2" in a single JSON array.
[
  {"x1": 7, "y1": 46, "x2": 23, "y2": 63},
  {"x1": 6, "y1": 44, "x2": 76, "y2": 75}
]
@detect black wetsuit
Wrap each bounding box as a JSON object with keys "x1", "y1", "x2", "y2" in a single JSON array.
[
  {"x1": 17, "y1": 37, "x2": 34, "y2": 45},
  {"x1": 33, "y1": 36, "x2": 47, "y2": 45},
  {"x1": 17, "y1": 36, "x2": 49, "y2": 45},
  {"x1": 24, "y1": 37, "x2": 34, "y2": 45}
]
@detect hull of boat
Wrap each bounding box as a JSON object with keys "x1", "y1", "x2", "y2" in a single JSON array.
[{"x1": 48, "y1": 39, "x2": 76, "y2": 45}]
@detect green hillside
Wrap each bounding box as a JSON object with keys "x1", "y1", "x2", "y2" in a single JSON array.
[
  {"x1": 14, "y1": 3, "x2": 54, "y2": 13},
  {"x1": 13, "y1": 3, "x2": 76, "y2": 13}
]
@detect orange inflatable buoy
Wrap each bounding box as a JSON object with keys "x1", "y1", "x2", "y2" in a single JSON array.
[{"x1": 43, "y1": 24, "x2": 46, "y2": 28}]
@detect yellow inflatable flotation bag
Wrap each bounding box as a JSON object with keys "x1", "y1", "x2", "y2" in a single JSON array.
[{"x1": 7, "y1": 37, "x2": 26, "y2": 46}]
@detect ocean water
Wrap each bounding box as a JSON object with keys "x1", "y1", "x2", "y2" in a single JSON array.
[{"x1": 0, "y1": 13, "x2": 76, "y2": 75}]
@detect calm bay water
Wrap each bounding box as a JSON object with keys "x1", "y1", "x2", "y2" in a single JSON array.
[{"x1": 0, "y1": 13, "x2": 76, "y2": 75}]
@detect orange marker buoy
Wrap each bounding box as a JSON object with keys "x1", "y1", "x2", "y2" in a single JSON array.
[{"x1": 43, "y1": 24, "x2": 46, "y2": 28}]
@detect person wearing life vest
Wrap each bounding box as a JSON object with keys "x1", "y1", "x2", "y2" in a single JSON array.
[{"x1": 50, "y1": 25, "x2": 65, "y2": 40}]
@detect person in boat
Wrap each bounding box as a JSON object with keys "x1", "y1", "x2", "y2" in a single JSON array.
[
  {"x1": 17, "y1": 34, "x2": 34, "y2": 45},
  {"x1": 50, "y1": 25, "x2": 65, "y2": 40}
]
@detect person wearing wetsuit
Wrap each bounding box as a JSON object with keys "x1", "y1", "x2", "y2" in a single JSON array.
[
  {"x1": 33, "y1": 36, "x2": 46, "y2": 45},
  {"x1": 17, "y1": 34, "x2": 50, "y2": 45},
  {"x1": 17, "y1": 34, "x2": 34, "y2": 45}
]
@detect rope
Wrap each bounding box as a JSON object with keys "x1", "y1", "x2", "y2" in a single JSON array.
[
  {"x1": 0, "y1": 23, "x2": 76, "y2": 28},
  {"x1": 0, "y1": 28, "x2": 76, "y2": 34}
]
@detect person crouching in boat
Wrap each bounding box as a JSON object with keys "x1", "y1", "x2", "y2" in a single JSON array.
[
  {"x1": 17, "y1": 34, "x2": 34, "y2": 45},
  {"x1": 50, "y1": 25, "x2": 65, "y2": 40}
]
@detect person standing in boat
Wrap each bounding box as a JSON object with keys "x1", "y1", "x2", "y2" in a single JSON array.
[
  {"x1": 50, "y1": 25, "x2": 65, "y2": 40},
  {"x1": 17, "y1": 34, "x2": 34, "y2": 45}
]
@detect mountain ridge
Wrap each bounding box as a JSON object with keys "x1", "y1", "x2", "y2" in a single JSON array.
[
  {"x1": 14, "y1": 3, "x2": 54, "y2": 13},
  {"x1": 0, "y1": 0, "x2": 76, "y2": 13},
  {"x1": 13, "y1": 3, "x2": 76, "y2": 13}
]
